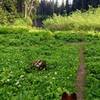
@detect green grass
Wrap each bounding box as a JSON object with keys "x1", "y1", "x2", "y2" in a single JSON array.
[
  {"x1": 44, "y1": 7, "x2": 100, "y2": 31},
  {"x1": 0, "y1": 28, "x2": 80, "y2": 100},
  {"x1": 0, "y1": 27, "x2": 100, "y2": 100},
  {"x1": 85, "y1": 42, "x2": 100, "y2": 100}
]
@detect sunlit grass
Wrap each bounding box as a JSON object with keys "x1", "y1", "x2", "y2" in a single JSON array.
[
  {"x1": 0, "y1": 28, "x2": 79, "y2": 100},
  {"x1": 44, "y1": 7, "x2": 100, "y2": 31},
  {"x1": 0, "y1": 26, "x2": 100, "y2": 100}
]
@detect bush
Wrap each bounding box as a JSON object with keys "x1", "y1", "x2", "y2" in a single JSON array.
[
  {"x1": 6, "y1": 12, "x2": 16, "y2": 23},
  {"x1": 0, "y1": 8, "x2": 16, "y2": 25},
  {"x1": 0, "y1": 0, "x2": 17, "y2": 25},
  {"x1": 0, "y1": 8, "x2": 8, "y2": 25}
]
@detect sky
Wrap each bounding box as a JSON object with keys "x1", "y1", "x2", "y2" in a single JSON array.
[{"x1": 39, "y1": 0, "x2": 74, "y2": 6}]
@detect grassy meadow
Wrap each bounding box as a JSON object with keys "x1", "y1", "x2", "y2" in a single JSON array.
[
  {"x1": 85, "y1": 42, "x2": 100, "y2": 100},
  {"x1": 0, "y1": 28, "x2": 80, "y2": 100},
  {"x1": 44, "y1": 8, "x2": 100, "y2": 31},
  {"x1": 0, "y1": 7, "x2": 100, "y2": 100}
]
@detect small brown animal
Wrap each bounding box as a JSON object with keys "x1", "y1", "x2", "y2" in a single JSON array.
[
  {"x1": 61, "y1": 92, "x2": 77, "y2": 100},
  {"x1": 32, "y1": 60, "x2": 46, "y2": 70},
  {"x1": 25, "y1": 60, "x2": 47, "y2": 73}
]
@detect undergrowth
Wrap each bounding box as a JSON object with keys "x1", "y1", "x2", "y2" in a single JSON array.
[{"x1": 0, "y1": 27, "x2": 100, "y2": 100}]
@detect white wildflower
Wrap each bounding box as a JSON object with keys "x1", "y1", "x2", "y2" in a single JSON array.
[
  {"x1": 54, "y1": 72, "x2": 57, "y2": 75},
  {"x1": 15, "y1": 81, "x2": 19, "y2": 85},
  {"x1": 52, "y1": 77, "x2": 55, "y2": 80}
]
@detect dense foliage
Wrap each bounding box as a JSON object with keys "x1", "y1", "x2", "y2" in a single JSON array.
[
  {"x1": 0, "y1": 8, "x2": 8, "y2": 24},
  {"x1": 85, "y1": 42, "x2": 100, "y2": 100},
  {"x1": 0, "y1": 0, "x2": 39, "y2": 25},
  {"x1": 0, "y1": 27, "x2": 100, "y2": 99},
  {"x1": 0, "y1": 0, "x2": 17, "y2": 24},
  {"x1": 0, "y1": 28, "x2": 79, "y2": 99}
]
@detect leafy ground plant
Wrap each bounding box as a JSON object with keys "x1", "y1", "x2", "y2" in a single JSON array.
[
  {"x1": 0, "y1": 27, "x2": 100, "y2": 100},
  {"x1": 85, "y1": 42, "x2": 100, "y2": 100},
  {"x1": 0, "y1": 28, "x2": 79, "y2": 100}
]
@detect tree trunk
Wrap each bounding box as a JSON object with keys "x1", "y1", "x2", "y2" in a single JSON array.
[{"x1": 25, "y1": 1, "x2": 28, "y2": 18}]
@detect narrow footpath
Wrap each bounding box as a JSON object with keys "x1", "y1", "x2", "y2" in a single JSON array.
[{"x1": 76, "y1": 42, "x2": 86, "y2": 100}]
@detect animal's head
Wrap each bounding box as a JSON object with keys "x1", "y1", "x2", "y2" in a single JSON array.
[
  {"x1": 61, "y1": 92, "x2": 77, "y2": 100},
  {"x1": 32, "y1": 60, "x2": 46, "y2": 70}
]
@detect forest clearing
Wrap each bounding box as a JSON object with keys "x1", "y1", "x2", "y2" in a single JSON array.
[{"x1": 0, "y1": 0, "x2": 100, "y2": 100}]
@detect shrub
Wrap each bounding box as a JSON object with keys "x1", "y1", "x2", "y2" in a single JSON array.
[
  {"x1": 0, "y1": 8, "x2": 8, "y2": 25},
  {"x1": 0, "y1": 8, "x2": 16, "y2": 25}
]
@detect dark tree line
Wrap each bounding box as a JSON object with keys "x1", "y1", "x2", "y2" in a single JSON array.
[
  {"x1": 1, "y1": 0, "x2": 100, "y2": 18},
  {"x1": 37, "y1": 0, "x2": 66, "y2": 18},
  {"x1": 35, "y1": 0, "x2": 100, "y2": 26},
  {"x1": 37, "y1": 0, "x2": 100, "y2": 17},
  {"x1": 16, "y1": 0, "x2": 100, "y2": 26},
  {"x1": 72, "y1": 0, "x2": 100, "y2": 11},
  {"x1": 0, "y1": 0, "x2": 100, "y2": 25}
]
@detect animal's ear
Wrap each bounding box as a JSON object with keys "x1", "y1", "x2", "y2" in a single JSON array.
[
  {"x1": 38, "y1": 60, "x2": 41, "y2": 63},
  {"x1": 61, "y1": 92, "x2": 68, "y2": 100},
  {"x1": 71, "y1": 93, "x2": 77, "y2": 100}
]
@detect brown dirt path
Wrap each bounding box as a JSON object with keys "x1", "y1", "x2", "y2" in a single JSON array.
[
  {"x1": 76, "y1": 42, "x2": 86, "y2": 100},
  {"x1": 61, "y1": 42, "x2": 86, "y2": 100}
]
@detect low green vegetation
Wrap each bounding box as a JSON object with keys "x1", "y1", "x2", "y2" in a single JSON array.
[
  {"x1": 0, "y1": 28, "x2": 80, "y2": 100},
  {"x1": 0, "y1": 6, "x2": 100, "y2": 100},
  {"x1": 85, "y1": 42, "x2": 100, "y2": 100},
  {"x1": 0, "y1": 27, "x2": 100, "y2": 100}
]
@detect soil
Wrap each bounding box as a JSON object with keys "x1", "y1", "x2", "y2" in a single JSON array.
[{"x1": 76, "y1": 42, "x2": 86, "y2": 100}]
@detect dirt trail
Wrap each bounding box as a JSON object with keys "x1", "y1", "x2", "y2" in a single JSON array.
[
  {"x1": 62, "y1": 42, "x2": 86, "y2": 100},
  {"x1": 76, "y1": 42, "x2": 86, "y2": 100}
]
